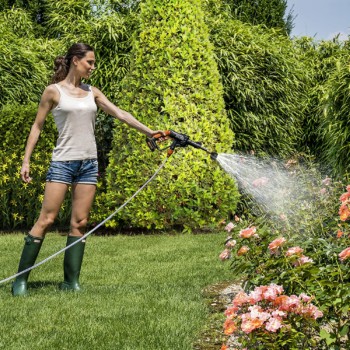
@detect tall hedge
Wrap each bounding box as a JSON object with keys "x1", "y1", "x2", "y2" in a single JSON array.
[
  {"x1": 206, "y1": 14, "x2": 310, "y2": 157},
  {"x1": 95, "y1": 0, "x2": 239, "y2": 230},
  {"x1": 293, "y1": 38, "x2": 346, "y2": 157},
  {"x1": 318, "y1": 48, "x2": 350, "y2": 176}
]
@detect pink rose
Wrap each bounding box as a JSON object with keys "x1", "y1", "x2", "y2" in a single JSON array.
[
  {"x1": 339, "y1": 247, "x2": 350, "y2": 261},
  {"x1": 239, "y1": 226, "x2": 257, "y2": 238},
  {"x1": 279, "y1": 213, "x2": 287, "y2": 221},
  {"x1": 285, "y1": 246, "x2": 304, "y2": 257},
  {"x1": 265, "y1": 317, "x2": 283, "y2": 332},
  {"x1": 219, "y1": 249, "x2": 231, "y2": 261},
  {"x1": 268, "y1": 237, "x2": 286, "y2": 253},
  {"x1": 299, "y1": 293, "x2": 312, "y2": 303},
  {"x1": 232, "y1": 291, "x2": 250, "y2": 307},
  {"x1": 339, "y1": 192, "x2": 350, "y2": 203},
  {"x1": 320, "y1": 188, "x2": 327, "y2": 195},
  {"x1": 293, "y1": 255, "x2": 314, "y2": 267},
  {"x1": 339, "y1": 203, "x2": 350, "y2": 221},
  {"x1": 252, "y1": 177, "x2": 269, "y2": 187},
  {"x1": 225, "y1": 239, "x2": 237, "y2": 248},
  {"x1": 237, "y1": 246, "x2": 250, "y2": 256},
  {"x1": 224, "y1": 222, "x2": 235, "y2": 232},
  {"x1": 321, "y1": 177, "x2": 332, "y2": 186},
  {"x1": 241, "y1": 317, "x2": 264, "y2": 334}
]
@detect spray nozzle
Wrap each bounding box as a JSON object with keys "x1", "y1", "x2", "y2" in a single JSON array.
[{"x1": 146, "y1": 130, "x2": 217, "y2": 159}]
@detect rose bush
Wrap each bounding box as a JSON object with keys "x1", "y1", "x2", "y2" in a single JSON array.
[
  {"x1": 219, "y1": 178, "x2": 350, "y2": 349},
  {"x1": 222, "y1": 284, "x2": 322, "y2": 349}
]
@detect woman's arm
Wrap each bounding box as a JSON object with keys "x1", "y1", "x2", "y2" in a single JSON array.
[
  {"x1": 92, "y1": 86, "x2": 162, "y2": 137},
  {"x1": 21, "y1": 85, "x2": 57, "y2": 182}
]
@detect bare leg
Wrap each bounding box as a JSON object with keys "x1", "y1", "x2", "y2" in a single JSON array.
[
  {"x1": 30, "y1": 182, "x2": 69, "y2": 238},
  {"x1": 69, "y1": 183, "x2": 96, "y2": 236},
  {"x1": 60, "y1": 183, "x2": 96, "y2": 291}
]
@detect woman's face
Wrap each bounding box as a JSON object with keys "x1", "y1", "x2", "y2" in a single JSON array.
[{"x1": 73, "y1": 51, "x2": 96, "y2": 79}]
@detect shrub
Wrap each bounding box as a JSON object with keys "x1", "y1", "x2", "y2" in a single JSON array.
[
  {"x1": 98, "y1": 0, "x2": 239, "y2": 230},
  {"x1": 223, "y1": 284, "x2": 322, "y2": 349},
  {"x1": 218, "y1": 168, "x2": 350, "y2": 348}
]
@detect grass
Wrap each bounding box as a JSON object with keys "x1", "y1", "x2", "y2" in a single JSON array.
[{"x1": 0, "y1": 232, "x2": 232, "y2": 350}]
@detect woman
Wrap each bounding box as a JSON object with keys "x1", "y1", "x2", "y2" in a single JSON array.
[{"x1": 12, "y1": 43, "x2": 164, "y2": 296}]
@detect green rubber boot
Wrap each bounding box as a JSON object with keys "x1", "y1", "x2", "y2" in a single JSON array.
[
  {"x1": 12, "y1": 234, "x2": 44, "y2": 296},
  {"x1": 60, "y1": 236, "x2": 86, "y2": 291}
]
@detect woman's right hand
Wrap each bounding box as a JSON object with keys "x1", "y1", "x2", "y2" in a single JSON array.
[{"x1": 20, "y1": 162, "x2": 32, "y2": 183}]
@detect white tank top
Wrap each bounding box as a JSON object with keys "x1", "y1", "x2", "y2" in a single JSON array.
[{"x1": 51, "y1": 84, "x2": 98, "y2": 161}]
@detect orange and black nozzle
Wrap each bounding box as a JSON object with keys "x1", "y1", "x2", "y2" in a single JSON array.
[{"x1": 146, "y1": 130, "x2": 218, "y2": 159}]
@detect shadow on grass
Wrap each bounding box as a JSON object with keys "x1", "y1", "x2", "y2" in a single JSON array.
[{"x1": 27, "y1": 281, "x2": 58, "y2": 289}]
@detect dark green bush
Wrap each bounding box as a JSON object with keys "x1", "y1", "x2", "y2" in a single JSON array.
[
  {"x1": 318, "y1": 49, "x2": 350, "y2": 175},
  {"x1": 293, "y1": 37, "x2": 347, "y2": 158},
  {"x1": 94, "y1": 0, "x2": 239, "y2": 230},
  {"x1": 0, "y1": 8, "x2": 61, "y2": 105}
]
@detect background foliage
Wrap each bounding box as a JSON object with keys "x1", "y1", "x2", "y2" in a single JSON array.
[
  {"x1": 221, "y1": 0, "x2": 293, "y2": 35},
  {"x1": 0, "y1": 0, "x2": 350, "y2": 230},
  {"x1": 206, "y1": 12, "x2": 310, "y2": 157}
]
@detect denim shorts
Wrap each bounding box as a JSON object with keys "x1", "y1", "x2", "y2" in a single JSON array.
[{"x1": 46, "y1": 159, "x2": 98, "y2": 185}]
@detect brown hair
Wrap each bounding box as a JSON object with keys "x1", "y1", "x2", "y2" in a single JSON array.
[{"x1": 51, "y1": 43, "x2": 94, "y2": 84}]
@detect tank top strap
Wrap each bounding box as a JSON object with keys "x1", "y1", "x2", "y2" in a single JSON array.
[{"x1": 54, "y1": 83, "x2": 63, "y2": 93}]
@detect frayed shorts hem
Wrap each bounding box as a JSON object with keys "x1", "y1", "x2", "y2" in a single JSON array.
[{"x1": 46, "y1": 159, "x2": 98, "y2": 185}]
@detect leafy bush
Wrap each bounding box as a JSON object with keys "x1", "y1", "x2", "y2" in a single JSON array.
[
  {"x1": 223, "y1": 284, "x2": 322, "y2": 349},
  {"x1": 0, "y1": 103, "x2": 72, "y2": 229},
  {"x1": 97, "y1": 0, "x2": 239, "y2": 230},
  {"x1": 0, "y1": 8, "x2": 60, "y2": 105},
  {"x1": 207, "y1": 15, "x2": 310, "y2": 157}
]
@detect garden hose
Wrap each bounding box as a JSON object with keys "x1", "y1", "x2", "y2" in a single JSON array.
[{"x1": 0, "y1": 157, "x2": 168, "y2": 286}]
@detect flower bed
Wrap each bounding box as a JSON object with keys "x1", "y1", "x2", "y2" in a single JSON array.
[{"x1": 218, "y1": 176, "x2": 350, "y2": 349}]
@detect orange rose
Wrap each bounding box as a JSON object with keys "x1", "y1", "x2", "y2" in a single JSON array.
[
  {"x1": 224, "y1": 319, "x2": 237, "y2": 335},
  {"x1": 237, "y1": 246, "x2": 250, "y2": 256},
  {"x1": 339, "y1": 247, "x2": 350, "y2": 261}
]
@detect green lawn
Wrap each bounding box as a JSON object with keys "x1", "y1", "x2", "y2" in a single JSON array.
[{"x1": 0, "y1": 233, "x2": 232, "y2": 350}]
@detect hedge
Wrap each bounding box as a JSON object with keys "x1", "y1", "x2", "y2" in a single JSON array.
[{"x1": 92, "y1": 0, "x2": 239, "y2": 231}]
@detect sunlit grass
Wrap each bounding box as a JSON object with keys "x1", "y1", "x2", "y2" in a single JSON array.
[{"x1": 0, "y1": 233, "x2": 231, "y2": 350}]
